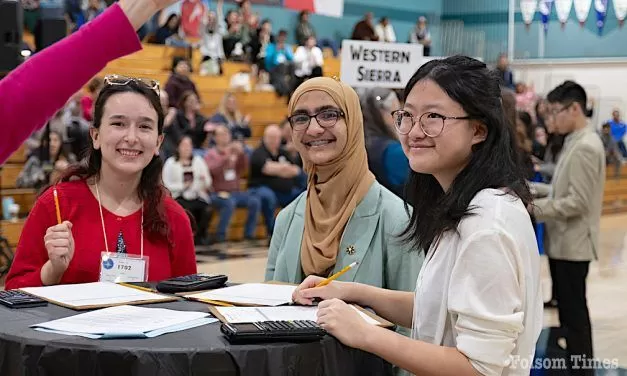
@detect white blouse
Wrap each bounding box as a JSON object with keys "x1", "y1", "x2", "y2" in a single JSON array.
[{"x1": 412, "y1": 189, "x2": 543, "y2": 376}]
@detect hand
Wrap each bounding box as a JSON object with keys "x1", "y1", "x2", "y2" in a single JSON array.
[
  {"x1": 54, "y1": 159, "x2": 69, "y2": 171},
  {"x1": 317, "y1": 299, "x2": 371, "y2": 349},
  {"x1": 44, "y1": 221, "x2": 75, "y2": 275},
  {"x1": 119, "y1": 0, "x2": 182, "y2": 30},
  {"x1": 292, "y1": 275, "x2": 350, "y2": 305},
  {"x1": 243, "y1": 114, "x2": 252, "y2": 124},
  {"x1": 230, "y1": 142, "x2": 244, "y2": 156}
]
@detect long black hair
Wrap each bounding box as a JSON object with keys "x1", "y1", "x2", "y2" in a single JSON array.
[
  {"x1": 401, "y1": 56, "x2": 532, "y2": 253},
  {"x1": 57, "y1": 81, "x2": 172, "y2": 245}
]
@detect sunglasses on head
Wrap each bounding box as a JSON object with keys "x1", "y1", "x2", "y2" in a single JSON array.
[{"x1": 103, "y1": 74, "x2": 160, "y2": 96}]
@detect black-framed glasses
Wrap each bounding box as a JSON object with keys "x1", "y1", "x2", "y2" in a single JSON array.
[
  {"x1": 391, "y1": 110, "x2": 472, "y2": 137},
  {"x1": 287, "y1": 109, "x2": 345, "y2": 131},
  {"x1": 104, "y1": 74, "x2": 160, "y2": 96},
  {"x1": 549, "y1": 102, "x2": 573, "y2": 117}
]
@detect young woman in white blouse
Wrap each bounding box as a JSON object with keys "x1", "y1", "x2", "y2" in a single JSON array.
[
  {"x1": 163, "y1": 135, "x2": 213, "y2": 245},
  {"x1": 293, "y1": 56, "x2": 543, "y2": 376}
]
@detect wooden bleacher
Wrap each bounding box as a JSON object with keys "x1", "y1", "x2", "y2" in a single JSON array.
[{"x1": 2, "y1": 42, "x2": 626, "y2": 249}]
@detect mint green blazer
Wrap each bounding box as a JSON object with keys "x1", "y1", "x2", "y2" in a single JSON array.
[{"x1": 264, "y1": 181, "x2": 422, "y2": 294}]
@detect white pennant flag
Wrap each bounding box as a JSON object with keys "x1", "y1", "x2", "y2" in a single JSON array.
[
  {"x1": 520, "y1": 0, "x2": 538, "y2": 28},
  {"x1": 555, "y1": 0, "x2": 573, "y2": 27},
  {"x1": 573, "y1": 0, "x2": 592, "y2": 27},
  {"x1": 614, "y1": 0, "x2": 627, "y2": 26}
]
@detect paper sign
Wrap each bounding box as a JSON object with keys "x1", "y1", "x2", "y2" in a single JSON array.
[{"x1": 340, "y1": 40, "x2": 423, "y2": 89}]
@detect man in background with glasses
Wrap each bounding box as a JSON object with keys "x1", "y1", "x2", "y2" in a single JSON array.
[{"x1": 531, "y1": 81, "x2": 605, "y2": 376}]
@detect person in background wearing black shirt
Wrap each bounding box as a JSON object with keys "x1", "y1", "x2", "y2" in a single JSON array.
[{"x1": 249, "y1": 125, "x2": 305, "y2": 238}]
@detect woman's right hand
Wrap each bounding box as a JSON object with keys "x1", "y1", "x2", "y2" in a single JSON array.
[
  {"x1": 292, "y1": 275, "x2": 352, "y2": 305},
  {"x1": 44, "y1": 221, "x2": 75, "y2": 275}
]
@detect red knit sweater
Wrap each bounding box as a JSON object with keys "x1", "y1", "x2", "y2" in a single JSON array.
[{"x1": 5, "y1": 180, "x2": 197, "y2": 289}]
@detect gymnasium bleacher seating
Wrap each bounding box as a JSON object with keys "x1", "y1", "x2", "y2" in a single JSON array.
[{"x1": 1, "y1": 38, "x2": 625, "y2": 250}]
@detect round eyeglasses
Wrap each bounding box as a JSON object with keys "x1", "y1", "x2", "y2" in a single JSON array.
[
  {"x1": 287, "y1": 109, "x2": 345, "y2": 131},
  {"x1": 391, "y1": 110, "x2": 472, "y2": 137}
]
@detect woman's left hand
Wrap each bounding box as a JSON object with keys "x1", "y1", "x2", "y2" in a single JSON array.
[{"x1": 317, "y1": 298, "x2": 371, "y2": 350}]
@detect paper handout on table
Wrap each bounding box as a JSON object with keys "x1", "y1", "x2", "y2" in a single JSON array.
[
  {"x1": 214, "y1": 305, "x2": 381, "y2": 326},
  {"x1": 184, "y1": 283, "x2": 297, "y2": 306},
  {"x1": 31, "y1": 305, "x2": 217, "y2": 339},
  {"x1": 20, "y1": 282, "x2": 175, "y2": 309}
]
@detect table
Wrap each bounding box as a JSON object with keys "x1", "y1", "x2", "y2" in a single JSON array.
[{"x1": 0, "y1": 300, "x2": 394, "y2": 376}]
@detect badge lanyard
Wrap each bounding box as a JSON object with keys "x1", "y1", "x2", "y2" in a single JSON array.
[{"x1": 95, "y1": 182, "x2": 144, "y2": 259}]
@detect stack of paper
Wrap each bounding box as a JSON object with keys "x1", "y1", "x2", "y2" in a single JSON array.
[
  {"x1": 20, "y1": 282, "x2": 175, "y2": 309},
  {"x1": 31, "y1": 305, "x2": 217, "y2": 339},
  {"x1": 214, "y1": 305, "x2": 381, "y2": 326},
  {"x1": 184, "y1": 283, "x2": 297, "y2": 306}
]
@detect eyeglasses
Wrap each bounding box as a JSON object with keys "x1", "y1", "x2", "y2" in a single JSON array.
[
  {"x1": 391, "y1": 110, "x2": 472, "y2": 137},
  {"x1": 287, "y1": 109, "x2": 345, "y2": 131},
  {"x1": 103, "y1": 74, "x2": 160, "y2": 96},
  {"x1": 549, "y1": 102, "x2": 573, "y2": 117}
]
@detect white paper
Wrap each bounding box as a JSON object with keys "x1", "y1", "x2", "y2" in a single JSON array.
[
  {"x1": 185, "y1": 283, "x2": 297, "y2": 306},
  {"x1": 31, "y1": 305, "x2": 216, "y2": 339},
  {"x1": 21, "y1": 282, "x2": 171, "y2": 308},
  {"x1": 216, "y1": 305, "x2": 381, "y2": 326}
]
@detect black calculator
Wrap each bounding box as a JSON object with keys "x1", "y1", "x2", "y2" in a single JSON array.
[
  {"x1": 0, "y1": 290, "x2": 48, "y2": 309},
  {"x1": 156, "y1": 273, "x2": 228, "y2": 293},
  {"x1": 221, "y1": 320, "x2": 326, "y2": 344}
]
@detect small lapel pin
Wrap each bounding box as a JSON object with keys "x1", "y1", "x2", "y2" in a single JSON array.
[{"x1": 345, "y1": 245, "x2": 356, "y2": 255}]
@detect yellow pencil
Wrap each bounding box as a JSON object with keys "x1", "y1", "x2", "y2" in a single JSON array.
[
  {"x1": 315, "y1": 261, "x2": 358, "y2": 287},
  {"x1": 118, "y1": 282, "x2": 154, "y2": 293},
  {"x1": 53, "y1": 187, "x2": 62, "y2": 224},
  {"x1": 197, "y1": 298, "x2": 235, "y2": 307}
]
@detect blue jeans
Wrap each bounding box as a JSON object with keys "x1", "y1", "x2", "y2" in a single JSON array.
[
  {"x1": 248, "y1": 186, "x2": 278, "y2": 237},
  {"x1": 211, "y1": 191, "x2": 260, "y2": 242}
]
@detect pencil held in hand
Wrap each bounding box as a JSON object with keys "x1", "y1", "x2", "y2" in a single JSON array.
[
  {"x1": 316, "y1": 261, "x2": 358, "y2": 287},
  {"x1": 53, "y1": 188, "x2": 62, "y2": 224}
]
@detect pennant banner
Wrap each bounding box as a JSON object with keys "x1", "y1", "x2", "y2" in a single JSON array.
[
  {"x1": 613, "y1": 0, "x2": 627, "y2": 27},
  {"x1": 539, "y1": 0, "x2": 554, "y2": 33},
  {"x1": 574, "y1": 0, "x2": 593, "y2": 27},
  {"x1": 595, "y1": 0, "x2": 608, "y2": 34},
  {"x1": 555, "y1": 0, "x2": 573, "y2": 28},
  {"x1": 520, "y1": 0, "x2": 538, "y2": 29}
]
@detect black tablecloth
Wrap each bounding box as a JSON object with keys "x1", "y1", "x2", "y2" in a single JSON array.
[{"x1": 0, "y1": 300, "x2": 394, "y2": 376}]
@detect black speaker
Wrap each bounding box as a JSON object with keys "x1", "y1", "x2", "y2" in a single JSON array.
[
  {"x1": 0, "y1": 0, "x2": 23, "y2": 73},
  {"x1": 35, "y1": 17, "x2": 67, "y2": 51}
]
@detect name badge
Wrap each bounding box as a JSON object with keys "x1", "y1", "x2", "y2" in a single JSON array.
[
  {"x1": 224, "y1": 169, "x2": 236, "y2": 181},
  {"x1": 99, "y1": 252, "x2": 149, "y2": 283}
]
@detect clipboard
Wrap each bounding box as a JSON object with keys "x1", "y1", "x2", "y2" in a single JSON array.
[{"x1": 19, "y1": 282, "x2": 178, "y2": 311}]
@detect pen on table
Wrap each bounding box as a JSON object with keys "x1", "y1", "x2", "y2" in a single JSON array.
[
  {"x1": 315, "y1": 261, "x2": 358, "y2": 288},
  {"x1": 53, "y1": 187, "x2": 62, "y2": 224},
  {"x1": 117, "y1": 282, "x2": 154, "y2": 293}
]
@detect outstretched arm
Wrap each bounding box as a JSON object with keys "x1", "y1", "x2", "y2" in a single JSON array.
[{"x1": 0, "y1": 0, "x2": 179, "y2": 164}]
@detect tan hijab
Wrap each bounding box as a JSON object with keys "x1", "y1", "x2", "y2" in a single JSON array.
[{"x1": 288, "y1": 77, "x2": 375, "y2": 276}]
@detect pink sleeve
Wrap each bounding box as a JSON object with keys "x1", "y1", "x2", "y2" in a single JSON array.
[{"x1": 0, "y1": 3, "x2": 142, "y2": 164}]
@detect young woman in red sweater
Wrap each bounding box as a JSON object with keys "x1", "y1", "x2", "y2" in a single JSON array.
[{"x1": 5, "y1": 77, "x2": 197, "y2": 289}]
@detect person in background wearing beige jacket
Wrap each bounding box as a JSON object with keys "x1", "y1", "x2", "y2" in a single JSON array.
[{"x1": 532, "y1": 81, "x2": 605, "y2": 376}]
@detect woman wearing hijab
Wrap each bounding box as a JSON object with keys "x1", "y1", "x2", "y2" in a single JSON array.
[
  {"x1": 264, "y1": 77, "x2": 421, "y2": 298},
  {"x1": 361, "y1": 88, "x2": 410, "y2": 198}
]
